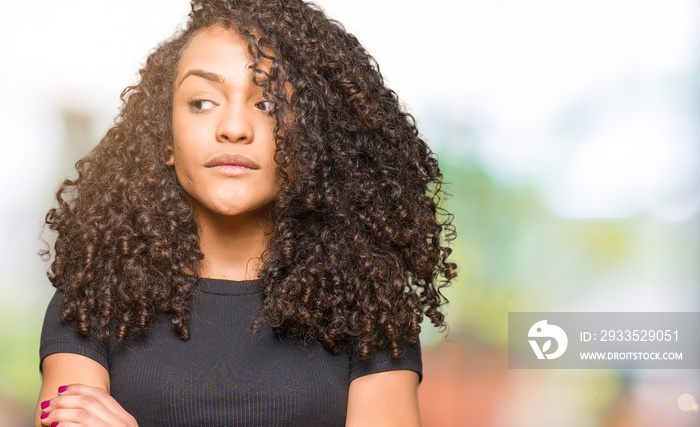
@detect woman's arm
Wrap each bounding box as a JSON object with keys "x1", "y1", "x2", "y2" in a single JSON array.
[
  {"x1": 36, "y1": 353, "x2": 137, "y2": 427},
  {"x1": 346, "y1": 369, "x2": 421, "y2": 427}
]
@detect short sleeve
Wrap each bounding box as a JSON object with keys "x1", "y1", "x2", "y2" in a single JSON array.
[
  {"x1": 39, "y1": 288, "x2": 109, "y2": 372},
  {"x1": 348, "y1": 336, "x2": 423, "y2": 383}
]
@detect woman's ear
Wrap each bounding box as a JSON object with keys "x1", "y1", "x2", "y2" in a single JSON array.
[{"x1": 165, "y1": 139, "x2": 175, "y2": 166}]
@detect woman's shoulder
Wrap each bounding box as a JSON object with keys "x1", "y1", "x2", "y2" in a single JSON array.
[
  {"x1": 346, "y1": 335, "x2": 423, "y2": 383},
  {"x1": 40, "y1": 286, "x2": 110, "y2": 373}
]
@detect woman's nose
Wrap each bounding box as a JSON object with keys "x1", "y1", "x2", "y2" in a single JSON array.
[{"x1": 216, "y1": 104, "x2": 254, "y2": 144}]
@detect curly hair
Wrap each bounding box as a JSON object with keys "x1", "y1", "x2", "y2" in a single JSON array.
[{"x1": 43, "y1": 0, "x2": 457, "y2": 360}]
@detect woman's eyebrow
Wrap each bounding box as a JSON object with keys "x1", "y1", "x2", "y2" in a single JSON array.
[{"x1": 177, "y1": 69, "x2": 226, "y2": 88}]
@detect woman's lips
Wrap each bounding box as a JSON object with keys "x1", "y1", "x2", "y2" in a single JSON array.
[{"x1": 205, "y1": 153, "x2": 260, "y2": 174}]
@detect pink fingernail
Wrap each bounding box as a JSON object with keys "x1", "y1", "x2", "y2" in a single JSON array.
[
  {"x1": 41, "y1": 400, "x2": 50, "y2": 409},
  {"x1": 40, "y1": 412, "x2": 49, "y2": 419},
  {"x1": 58, "y1": 385, "x2": 68, "y2": 393},
  {"x1": 51, "y1": 423, "x2": 59, "y2": 427}
]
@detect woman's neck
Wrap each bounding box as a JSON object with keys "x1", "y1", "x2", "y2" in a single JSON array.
[{"x1": 193, "y1": 204, "x2": 273, "y2": 281}]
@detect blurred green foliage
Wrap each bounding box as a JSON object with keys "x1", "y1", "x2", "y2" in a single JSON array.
[
  {"x1": 434, "y1": 145, "x2": 667, "y2": 349},
  {"x1": 0, "y1": 295, "x2": 43, "y2": 419}
]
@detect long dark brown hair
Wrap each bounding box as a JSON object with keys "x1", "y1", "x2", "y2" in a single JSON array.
[{"x1": 43, "y1": 0, "x2": 457, "y2": 359}]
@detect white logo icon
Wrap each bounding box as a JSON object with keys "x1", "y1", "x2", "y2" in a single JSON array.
[{"x1": 528, "y1": 320, "x2": 568, "y2": 360}]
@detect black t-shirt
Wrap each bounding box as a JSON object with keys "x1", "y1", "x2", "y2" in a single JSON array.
[{"x1": 40, "y1": 278, "x2": 422, "y2": 426}]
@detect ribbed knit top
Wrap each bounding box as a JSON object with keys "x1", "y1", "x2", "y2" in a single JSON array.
[{"x1": 40, "y1": 278, "x2": 422, "y2": 426}]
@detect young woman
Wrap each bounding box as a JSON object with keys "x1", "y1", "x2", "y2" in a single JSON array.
[{"x1": 37, "y1": 0, "x2": 456, "y2": 425}]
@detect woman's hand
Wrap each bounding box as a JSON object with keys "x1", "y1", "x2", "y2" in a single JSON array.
[{"x1": 39, "y1": 384, "x2": 138, "y2": 427}]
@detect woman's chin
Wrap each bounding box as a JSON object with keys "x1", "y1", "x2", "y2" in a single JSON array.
[{"x1": 194, "y1": 201, "x2": 272, "y2": 221}]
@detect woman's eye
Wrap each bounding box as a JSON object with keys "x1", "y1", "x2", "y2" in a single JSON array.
[
  {"x1": 255, "y1": 100, "x2": 275, "y2": 113},
  {"x1": 188, "y1": 99, "x2": 215, "y2": 111}
]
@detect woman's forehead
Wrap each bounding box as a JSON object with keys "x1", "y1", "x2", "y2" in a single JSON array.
[{"x1": 175, "y1": 24, "x2": 274, "y2": 83}]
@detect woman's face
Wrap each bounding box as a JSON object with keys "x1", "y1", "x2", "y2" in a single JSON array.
[{"x1": 169, "y1": 24, "x2": 280, "y2": 220}]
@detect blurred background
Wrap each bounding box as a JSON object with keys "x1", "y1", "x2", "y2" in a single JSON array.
[{"x1": 1, "y1": 0, "x2": 698, "y2": 426}]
